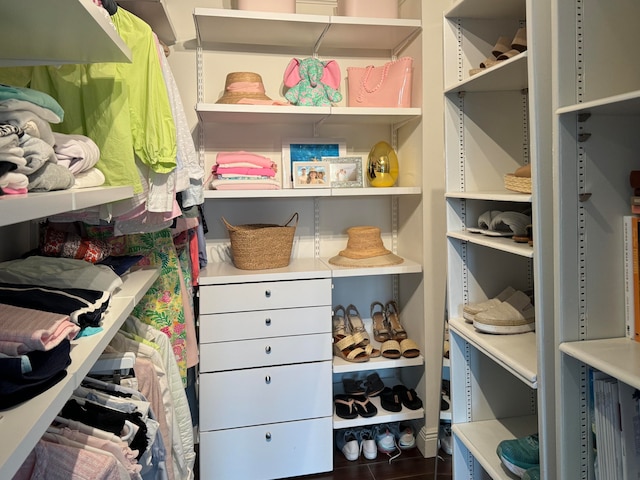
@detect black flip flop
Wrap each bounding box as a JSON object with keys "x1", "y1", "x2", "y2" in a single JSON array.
[
  {"x1": 393, "y1": 384, "x2": 423, "y2": 410},
  {"x1": 351, "y1": 395, "x2": 378, "y2": 418},
  {"x1": 342, "y1": 378, "x2": 366, "y2": 396},
  {"x1": 364, "y1": 372, "x2": 385, "y2": 397},
  {"x1": 379, "y1": 387, "x2": 402, "y2": 412},
  {"x1": 334, "y1": 394, "x2": 357, "y2": 419}
]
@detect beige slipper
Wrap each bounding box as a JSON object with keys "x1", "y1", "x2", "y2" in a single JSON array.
[
  {"x1": 400, "y1": 338, "x2": 420, "y2": 358},
  {"x1": 473, "y1": 290, "x2": 535, "y2": 334},
  {"x1": 381, "y1": 339, "x2": 402, "y2": 359}
]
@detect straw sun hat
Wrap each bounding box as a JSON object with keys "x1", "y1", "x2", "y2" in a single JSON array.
[
  {"x1": 216, "y1": 72, "x2": 274, "y2": 104},
  {"x1": 328, "y1": 226, "x2": 404, "y2": 268}
]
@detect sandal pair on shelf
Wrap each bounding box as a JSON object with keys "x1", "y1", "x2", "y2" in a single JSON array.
[
  {"x1": 467, "y1": 210, "x2": 531, "y2": 240},
  {"x1": 370, "y1": 301, "x2": 421, "y2": 359},
  {"x1": 334, "y1": 373, "x2": 385, "y2": 419},
  {"x1": 332, "y1": 304, "x2": 381, "y2": 363},
  {"x1": 469, "y1": 27, "x2": 527, "y2": 76}
]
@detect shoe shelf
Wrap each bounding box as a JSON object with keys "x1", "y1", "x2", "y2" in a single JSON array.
[
  {"x1": 449, "y1": 318, "x2": 537, "y2": 388},
  {"x1": 333, "y1": 351, "x2": 424, "y2": 374},
  {"x1": 445, "y1": 191, "x2": 531, "y2": 202},
  {"x1": 451, "y1": 415, "x2": 537, "y2": 480},
  {"x1": 556, "y1": 89, "x2": 640, "y2": 116},
  {"x1": 444, "y1": 52, "x2": 528, "y2": 94},
  {"x1": 559, "y1": 338, "x2": 640, "y2": 392},
  {"x1": 333, "y1": 395, "x2": 425, "y2": 430},
  {"x1": 446, "y1": 232, "x2": 533, "y2": 258}
]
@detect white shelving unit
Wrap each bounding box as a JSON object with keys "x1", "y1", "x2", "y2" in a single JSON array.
[
  {"x1": 0, "y1": 3, "x2": 168, "y2": 478},
  {"x1": 117, "y1": 0, "x2": 177, "y2": 45},
  {"x1": 443, "y1": 0, "x2": 554, "y2": 478},
  {"x1": 0, "y1": 0, "x2": 131, "y2": 67},
  {"x1": 193, "y1": 3, "x2": 445, "y2": 475},
  {"x1": 554, "y1": 0, "x2": 640, "y2": 477}
]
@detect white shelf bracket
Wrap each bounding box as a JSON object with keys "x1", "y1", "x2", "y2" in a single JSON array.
[{"x1": 314, "y1": 197, "x2": 321, "y2": 258}]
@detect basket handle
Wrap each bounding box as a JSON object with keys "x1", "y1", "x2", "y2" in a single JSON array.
[
  {"x1": 221, "y1": 217, "x2": 238, "y2": 232},
  {"x1": 284, "y1": 212, "x2": 299, "y2": 227}
]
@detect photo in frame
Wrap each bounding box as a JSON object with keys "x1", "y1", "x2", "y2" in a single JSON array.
[
  {"x1": 282, "y1": 137, "x2": 346, "y2": 188},
  {"x1": 292, "y1": 161, "x2": 331, "y2": 189},
  {"x1": 323, "y1": 156, "x2": 364, "y2": 188}
]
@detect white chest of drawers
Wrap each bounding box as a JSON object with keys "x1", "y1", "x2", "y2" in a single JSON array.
[{"x1": 198, "y1": 277, "x2": 333, "y2": 480}]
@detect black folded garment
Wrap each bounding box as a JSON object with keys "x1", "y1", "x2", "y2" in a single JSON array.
[
  {"x1": 0, "y1": 282, "x2": 110, "y2": 328},
  {"x1": 0, "y1": 339, "x2": 71, "y2": 410}
]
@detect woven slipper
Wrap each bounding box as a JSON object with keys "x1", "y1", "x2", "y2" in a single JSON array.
[
  {"x1": 467, "y1": 209, "x2": 502, "y2": 233},
  {"x1": 491, "y1": 35, "x2": 512, "y2": 57},
  {"x1": 510, "y1": 27, "x2": 527, "y2": 52},
  {"x1": 487, "y1": 211, "x2": 531, "y2": 237},
  {"x1": 351, "y1": 394, "x2": 378, "y2": 418},
  {"x1": 334, "y1": 394, "x2": 357, "y2": 419},
  {"x1": 399, "y1": 338, "x2": 420, "y2": 358},
  {"x1": 380, "y1": 339, "x2": 401, "y2": 359},
  {"x1": 497, "y1": 48, "x2": 524, "y2": 60},
  {"x1": 371, "y1": 301, "x2": 391, "y2": 342}
]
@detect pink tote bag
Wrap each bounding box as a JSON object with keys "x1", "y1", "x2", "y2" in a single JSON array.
[{"x1": 346, "y1": 57, "x2": 413, "y2": 108}]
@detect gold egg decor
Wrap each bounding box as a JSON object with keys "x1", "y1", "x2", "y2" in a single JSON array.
[{"x1": 367, "y1": 141, "x2": 399, "y2": 187}]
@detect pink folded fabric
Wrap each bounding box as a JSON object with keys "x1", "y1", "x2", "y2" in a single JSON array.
[
  {"x1": 0, "y1": 303, "x2": 80, "y2": 355},
  {"x1": 216, "y1": 151, "x2": 275, "y2": 168},
  {"x1": 215, "y1": 166, "x2": 275, "y2": 177}
]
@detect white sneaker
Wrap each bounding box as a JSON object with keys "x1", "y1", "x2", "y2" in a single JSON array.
[
  {"x1": 462, "y1": 286, "x2": 516, "y2": 322},
  {"x1": 440, "y1": 423, "x2": 453, "y2": 455},
  {"x1": 336, "y1": 429, "x2": 359, "y2": 461},
  {"x1": 375, "y1": 424, "x2": 401, "y2": 463},
  {"x1": 358, "y1": 427, "x2": 377, "y2": 460}
]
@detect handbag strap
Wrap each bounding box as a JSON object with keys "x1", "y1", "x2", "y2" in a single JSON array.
[{"x1": 357, "y1": 61, "x2": 393, "y2": 103}]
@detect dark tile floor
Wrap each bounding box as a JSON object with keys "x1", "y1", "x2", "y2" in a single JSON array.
[
  {"x1": 194, "y1": 445, "x2": 452, "y2": 480},
  {"x1": 292, "y1": 447, "x2": 453, "y2": 480}
]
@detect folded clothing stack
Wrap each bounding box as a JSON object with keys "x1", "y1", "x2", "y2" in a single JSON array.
[{"x1": 209, "y1": 151, "x2": 280, "y2": 190}]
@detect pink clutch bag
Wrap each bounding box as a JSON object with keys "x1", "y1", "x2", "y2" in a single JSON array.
[{"x1": 347, "y1": 57, "x2": 413, "y2": 108}]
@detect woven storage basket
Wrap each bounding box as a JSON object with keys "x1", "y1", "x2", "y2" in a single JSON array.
[
  {"x1": 504, "y1": 174, "x2": 532, "y2": 194},
  {"x1": 222, "y1": 213, "x2": 298, "y2": 270}
]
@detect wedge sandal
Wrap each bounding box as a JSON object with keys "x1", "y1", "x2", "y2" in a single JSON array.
[
  {"x1": 371, "y1": 301, "x2": 391, "y2": 342},
  {"x1": 333, "y1": 335, "x2": 369, "y2": 363},
  {"x1": 385, "y1": 301, "x2": 408, "y2": 341},
  {"x1": 346, "y1": 304, "x2": 370, "y2": 346}
]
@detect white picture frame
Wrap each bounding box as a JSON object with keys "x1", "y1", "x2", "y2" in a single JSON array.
[
  {"x1": 324, "y1": 156, "x2": 364, "y2": 188},
  {"x1": 292, "y1": 161, "x2": 331, "y2": 189}
]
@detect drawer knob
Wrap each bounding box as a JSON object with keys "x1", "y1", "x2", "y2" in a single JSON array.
[
  {"x1": 265, "y1": 432, "x2": 272, "y2": 441},
  {"x1": 265, "y1": 289, "x2": 271, "y2": 298},
  {"x1": 265, "y1": 318, "x2": 271, "y2": 326},
  {"x1": 265, "y1": 375, "x2": 271, "y2": 384},
  {"x1": 265, "y1": 345, "x2": 272, "y2": 354}
]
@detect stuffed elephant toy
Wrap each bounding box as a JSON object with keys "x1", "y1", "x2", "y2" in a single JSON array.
[{"x1": 283, "y1": 57, "x2": 343, "y2": 106}]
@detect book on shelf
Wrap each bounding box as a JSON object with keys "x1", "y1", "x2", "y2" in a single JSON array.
[
  {"x1": 619, "y1": 382, "x2": 640, "y2": 480},
  {"x1": 591, "y1": 371, "x2": 623, "y2": 479},
  {"x1": 623, "y1": 216, "x2": 640, "y2": 340}
]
